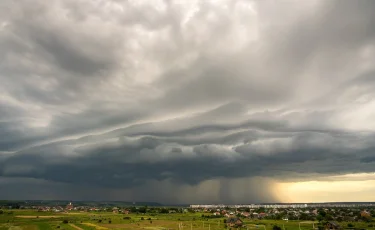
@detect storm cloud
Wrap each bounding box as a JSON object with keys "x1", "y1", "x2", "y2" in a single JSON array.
[{"x1": 1, "y1": 0, "x2": 375, "y2": 204}]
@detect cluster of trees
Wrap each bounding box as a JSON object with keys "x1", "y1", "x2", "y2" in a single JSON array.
[
  {"x1": 201, "y1": 214, "x2": 222, "y2": 219},
  {"x1": 127, "y1": 206, "x2": 182, "y2": 214},
  {"x1": 0, "y1": 201, "x2": 21, "y2": 209},
  {"x1": 316, "y1": 209, "x2": 334, "y2": 222},
  {"x1": 0, "y1": 210, "x2": 12, "y2": 215},
  {"x1": 97, "y1": 219, "x2": 111, "y2": 224}
]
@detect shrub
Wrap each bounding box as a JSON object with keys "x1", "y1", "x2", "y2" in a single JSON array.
[
  {"x1": 347, "y1": 223, "x2": 354, "y2": 228},
  {"x1": 141, "y1": 217, "x2": 144, "y2": 220},
  {"x1": 62, "y1": 220, "x2": 69, "y2": 224},
  {"x1": 0, "y1": 210, "x2": 3, "y2": 215},
  {"x1": 123, "y1": 217, "x2": 131, "y2": 220},
  {"x1": 108, "y1": 220, "x2": 111, "y2": 224},
  {"x1": 273, "y1": 225, "x2": 282, "y2": 230}
]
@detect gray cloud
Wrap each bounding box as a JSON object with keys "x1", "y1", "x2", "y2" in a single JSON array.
[{"x1": 1, "y1": 0, "x2": 375, "y2": 203}]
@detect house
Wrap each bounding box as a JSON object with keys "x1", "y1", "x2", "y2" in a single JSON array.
[
  {"x1": 360, "y1": 210, "x2": 371, "y2": 218},
  {"x1": 66, "y1": 202, "x2": 73, "y2": 211},
  {"x1": 112, "y1": 207, "x2": 119, "y2": 213},
  {"x1": 325, "y1": 221, "x2": 341, "y2": 230},
  {"x1": 242, "y1": 212, "x2": 250, "y2": 217},
  {"x1": 226, "y1": 217, "x2": 243, "y2": 228},
  {"x1": 123, "y1": 210, "x2": 130, "y2": 215}
]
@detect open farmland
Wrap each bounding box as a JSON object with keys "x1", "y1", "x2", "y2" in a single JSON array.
[{"x1": 1, "y1": 210, "x2": 375, "y2": 230}]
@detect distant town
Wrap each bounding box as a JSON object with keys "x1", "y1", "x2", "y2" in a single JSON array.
[
  {"x1": 1, "y1": 201, "x2": 375, "y2": 229},
  {"x1": 190, "y1": 203, "x2": 375, "y2": 209},
  {"x1": 1, "y1": 201, "x2": 374, "y2": 222}
]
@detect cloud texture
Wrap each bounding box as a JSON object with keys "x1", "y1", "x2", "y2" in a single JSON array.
[{"x1": 1, "y1": 0, "x2": 375, "y2": 203}]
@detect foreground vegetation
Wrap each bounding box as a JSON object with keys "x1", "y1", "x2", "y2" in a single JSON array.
[{"x1": 1, "y1": 209, "x2": 375, "y2": 230}]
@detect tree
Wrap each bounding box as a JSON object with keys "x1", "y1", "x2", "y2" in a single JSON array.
[
  {"x1": 62, "y1": 220, "x2": 68, "y2": 224},
  {"x1": 300, "y1": 213, "x2": 309, "y2": 221},
  {"x1": 160, "y1": 208, "x2": 169, "y2": 214},
  {"x1": 0, "y1": 210, "x2": 3, "y2": 215},
  {"x1": 257, "y1": 208, "x2": 266, "y2": 213},
  {"x1": 336, "y1": 216, "x2": 343, "y2": 222},
  {"x1": 318, "y1": 210, "x2": 326, "y2": 217},
  {"x1": 139, "y1": 206, "x2": 147, "y2": 214},
  {"x1": 187, "y1": 209, "x2": 195, "y2": 213},
  {"x1": 273, "y1": 225, "x2": 282, "y2": 230},
  {"x1": 324, "y1": 214, "x2": 333, "y2": 221}
]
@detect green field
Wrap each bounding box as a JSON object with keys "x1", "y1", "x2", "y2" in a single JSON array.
[{"x1": 0, "y1": 210, "x2": 374, "y2": 230}]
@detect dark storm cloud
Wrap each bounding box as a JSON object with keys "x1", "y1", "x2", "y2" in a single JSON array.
[
  {"x1": 1, "y1": 0, "x2": 375, "y2": 203},
  {"x1": 1, "y1": 122, "x2": 375, "y2": 192}
]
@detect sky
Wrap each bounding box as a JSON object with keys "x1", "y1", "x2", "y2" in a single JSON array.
[{"x1": 1, "y1": 0, "x2": 375, "y2": 204}]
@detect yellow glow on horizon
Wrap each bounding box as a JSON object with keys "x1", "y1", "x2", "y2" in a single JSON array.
[{"x1": 278, "y1": 178, "x2": 375, "y2": 203}]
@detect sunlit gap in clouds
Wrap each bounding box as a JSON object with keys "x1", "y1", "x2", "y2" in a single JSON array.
[{"x1": 279, "y1": 173, "x2": 375, "y2": 203}]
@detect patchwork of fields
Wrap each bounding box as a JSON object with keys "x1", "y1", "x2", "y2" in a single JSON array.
[{"x1": 1, "y1": 210, "x2": 374, "y2": 230}]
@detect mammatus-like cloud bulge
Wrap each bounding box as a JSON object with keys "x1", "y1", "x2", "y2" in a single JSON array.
[{"x1": 1, "y1": 0, "x2": 375, "y2": 203}]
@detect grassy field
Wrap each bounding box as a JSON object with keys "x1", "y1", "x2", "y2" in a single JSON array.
[{"x1": 1, "y1": 210, "x2": 374, "y2": 230}]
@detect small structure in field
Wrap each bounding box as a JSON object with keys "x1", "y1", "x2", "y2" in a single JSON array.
[
  {"x1": 226, "y1": 217, "x2": 243, "y2": 228},
  {"x1": 325, "y1": 221, "x2": 341, "y2": 230}
]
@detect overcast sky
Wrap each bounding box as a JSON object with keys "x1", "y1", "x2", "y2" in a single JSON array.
[{"x1": 1, "y1": 0, "x2": 375, "y2": 204}]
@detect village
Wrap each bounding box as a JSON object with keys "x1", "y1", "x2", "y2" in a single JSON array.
[{"x1": 1, "y1": 201, "x2": 375, "y2": 229}]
